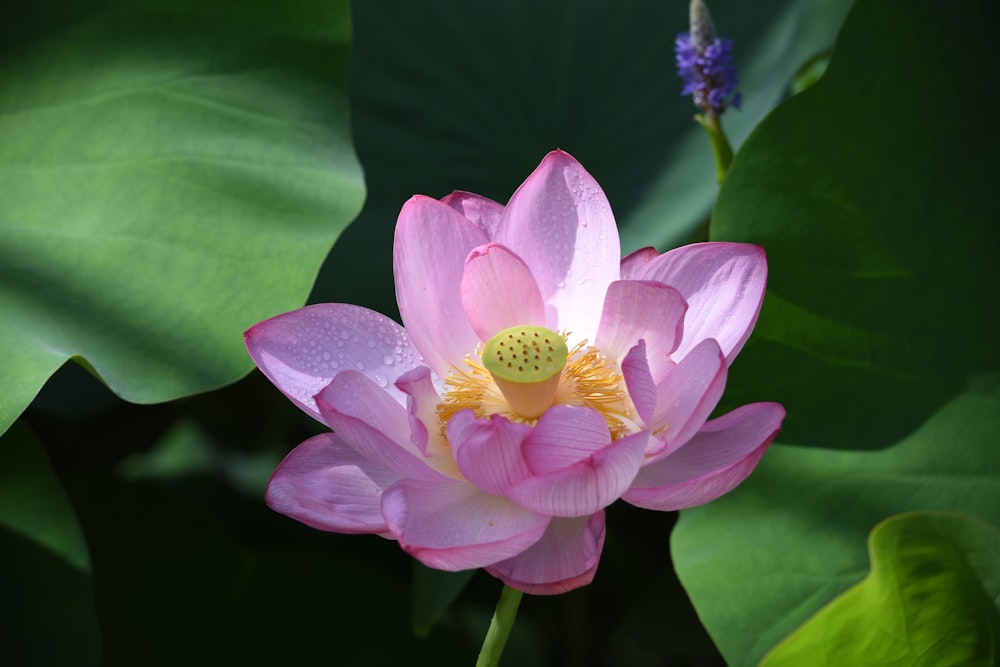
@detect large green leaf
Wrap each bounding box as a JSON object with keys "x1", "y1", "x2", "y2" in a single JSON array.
[
  {"x1": 760, "y1": 511, "x2": 999, "y2": 667},
  {"x1": 0, "y1": 0, "x2": 364, "y2": 436},
  {"x1": 0, "y1": 422, "x2": 100, "y2": 666},
  {"x1": 671, "y1": 382, "x2": 1000, "y2": 667},
  {"x1": 712, "y1": 0, "x2": 1000, "y2": 448},
  {"x1": 312, "y1": 0, "x2": 852, "y2": 316}
]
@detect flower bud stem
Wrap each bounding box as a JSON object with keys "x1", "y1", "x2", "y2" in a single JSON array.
[
  {"x1": 476, "y1": 584, "x2": 523, "y2": 667},
  {"x1": 695, "y1": 109, "x2": 733, "y2": 184}
]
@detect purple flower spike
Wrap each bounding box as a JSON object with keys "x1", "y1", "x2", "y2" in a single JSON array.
[{"x1": 675, "y1": 0, "x2": 742, "y2": 114}]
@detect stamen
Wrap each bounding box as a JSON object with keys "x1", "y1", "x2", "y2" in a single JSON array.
[{"x1": 437, "y1": 332, "x2": 637, "y2": 441}]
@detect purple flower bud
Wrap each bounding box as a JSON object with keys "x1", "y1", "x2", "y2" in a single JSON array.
[{"x1": 675, "y1": 0, "x2": 741, "y2": 114}]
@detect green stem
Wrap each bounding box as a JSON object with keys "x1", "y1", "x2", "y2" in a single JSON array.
[
  {"x1": 475, "y1": 585, "x2": 523, "y2": 667},
  {"x1": 695, "y1": 110, "x2": 734, "y2": 184}
]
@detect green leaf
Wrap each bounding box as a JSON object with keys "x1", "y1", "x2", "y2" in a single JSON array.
[
  {"x1": 0, "y1": 422, "x2": 100, "y2": 666},
  {"x1": 671, "y1": 382, "x2": 1000, "y2": 667},
  {"x1": 759, "y1": 511, "x2": 999, "y2": 667},
  {"x1": 0, "y1": 0, "x2": 364, "y2": 436},
  {"x1": 712, "y1": 0, "x2": 1000, "y2": 448},
  {"x1": 312, "y1": 0, "x2": 852, "y2": 315}
]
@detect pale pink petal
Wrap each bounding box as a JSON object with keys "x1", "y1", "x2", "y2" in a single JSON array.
[
  {"x1": 508, "y1": 407, "x2": 648, "y2": 517},
  {"x1": 441, "y1": 191, "x2": 505, "y2": 238},
  {"x1": 315, "y1": 372, "x2": 448, "y2": 482},
  {"x1": 381, "y1": 479, "x2": 550, "y2": 571},
  {"x1": 461, "y1": 243, "x2": 546, "y2": 341},
  {"x1": 624, "y1": 402, "x2": 784, "y2": 510},
  {"x1": 449, "y1": 411, "x2": 533, "y2": 497},
  {"x1": 520, "y1": 405, "x2": 613, "y2": 473},
  {"x1": 265, "y1": 433, "x2": 398, "y2": 535},
  {"x1": 393, "y1": 195, "x2": 489, "y2": 377},
  {"x1": 619, "y1": 246, "x2": 659, "y2": 280},
  {"x1": 495, "y1": 150, "x2": 620, "y2": 338},
  {"x1": 486, "y1": 512, "x2": 605, "y2": 595},
  {"x1": 245, "y1": 303, "x2": 422, "y2": 423},
  {"x1": 648, "y1": 338, "x2": 727, "y2": 461},
  {"x1": 394, "y1": 367, "x2": 461, "y2": 478},
  {"x1": 621, "y1": 341, "x2": 656, "y2": 425},
  {"x1": 637, "y1": 242, "x2": 767, "y2": 364},
  {"x1": 595, "y1": 280, "x2": 687, "y2": 378}
]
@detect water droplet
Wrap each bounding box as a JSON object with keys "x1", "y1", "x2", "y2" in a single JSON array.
[
  {"x1": 355, "y1": 362, "x2": 365, "y2": 370},
  {"x1": 383, "y1": 355, "x2": 394, "y2": 365}
]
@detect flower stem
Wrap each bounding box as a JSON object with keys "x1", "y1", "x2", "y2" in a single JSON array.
[
  {"x1": 695, "y1": 109, "x2": 734, "y2": 184},
  {"x1": 475, "y1": 585, "x2": 523, "y2": 667}
]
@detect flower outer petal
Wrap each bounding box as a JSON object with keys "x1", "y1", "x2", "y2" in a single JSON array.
[
  {"x1": 449, "y1": 411, "x2": 533, "y2": 497},
  {"x1": 648, "y1": 338, "x2": 728, "y2": 461},
  {"x1": 624, "y1": 402, "x2": 784, "y2": 510},
  {"x1": 381, "y1": 479, "x2": 550, "y2": 571},
  {"x1": 621, "y1": 340, "x2": 656, "y2": 425},
  {"x1": 441, "y1": 191, "x2": 505, "y2": 239},
  {"x1": 461, "y1": 243, "x2": 546, "y2": 341},
  {"x1": 316, "y1": 372, "x2": 451, "y2": 482},
  {"x1": 485, "y1": 512, "x2": 605, "y2": 595},
  {"x1": 266, "y1": 433, "x2": 398, "y2": 535},
  {"x1": 619, "y1": 246, "x2": 659, "y2": 279},
  {"x1": 244, "y1": 303, "x2": 422, "y2": 423},
  {"x1": 510, "y1": 429, "x2": 648, "y2": 517},
  {"x1": 496, "y1": 150, "x2": 620, "y2": 339},
  {"x1": 595, "y1": 279, "x2": 687, "y2": 378},
  {"x1": 394, "y1": 195, "x2": 489, "y2": 378},
  {"x1": 505, "y1": 406, "x2": 647, "y2": 517},
  {"x1": 638, "y1": 242, "x2": 767, "y2": 365},
  {"x1": 395, "y1": 367, "x2": 460, "y2": 478}
]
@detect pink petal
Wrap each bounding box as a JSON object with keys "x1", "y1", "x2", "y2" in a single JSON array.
[
  {"x1": 449, "y1": 411, "x2": 533, "y2": 497},
  {"x1": 381, "y1": 479, "x2": 550, "y2": 571},
  {"x1": 508, "y1": 407, "x2": 648, "y2": 517},
  {"x1": 244, "y1": 303, "x2": 422, "y2": 423},
  {"x1": 624, "y1": 402, "x2": 784, "y2": 510},
  {"x1": 595, "y1": 280, "x2": 687, "y2": 378},
  {"x1": 495, "y1": 150, "x2": 621, "y2": 339},
  {"x1": 265, "y1": 433, "x2": 398, "y2": 535},
  {"x1": 637, "y1": 242, "x2": 767, "y2": 364},
  {"x1": 648, "y1": 338, "x2": 727, "y2": 461},
  {"x1": 393, "y1": 195, "x2": 489, "y2": 378},
  {"x1": 486, "y1": 512, "x2": 605, "y2": 595},
  {"x1": 619, "y1": 246, "x2": 659, "y2": 280},
  {"x1": 621, "y1": 340, "x2": 656, "y2": 425},
  {"x1": 441, "y1": 191, "x2": 505, "y2": 239},
  {"x1": 461, "y1": 243, "x2": 546, "y2": 341},
  {"x1": 315, "y1": 371, "x2": 449, "y2": 482},
  {"x1": 395, "y1": 367, "x2": 461, "y2": 478}
]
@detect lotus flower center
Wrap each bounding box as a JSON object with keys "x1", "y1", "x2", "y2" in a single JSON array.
[
  {"x1": 437, "y1": 327, "x2": 635, "y2": 439},
  {"x1": 481, "y1": 325, "x2": 568, "y2": 418}
]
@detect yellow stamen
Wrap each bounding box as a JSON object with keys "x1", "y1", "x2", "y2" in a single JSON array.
[{"x1": 437, "y1": 332, "x2": 636, "y2": 440}]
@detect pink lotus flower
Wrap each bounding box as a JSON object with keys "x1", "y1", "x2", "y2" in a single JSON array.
[{"x1": 246, "y1": 150, "x2": 783, "y2": 594}]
